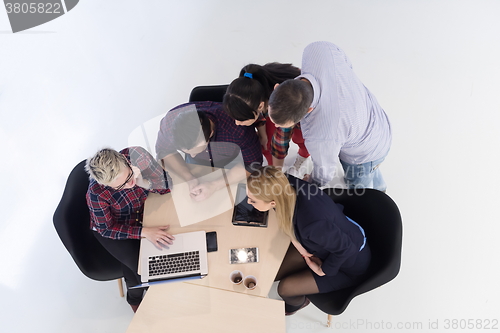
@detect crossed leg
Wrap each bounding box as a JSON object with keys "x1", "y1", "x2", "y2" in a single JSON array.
[{"x1": 275, "y1": 244, "x2": 320, "y2": 311}]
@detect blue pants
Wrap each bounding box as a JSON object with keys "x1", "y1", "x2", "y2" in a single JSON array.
[{"x1": 340, "y1": 157, "x2": 387, "y2": 192}]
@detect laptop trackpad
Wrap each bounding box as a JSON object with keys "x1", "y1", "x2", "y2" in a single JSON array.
[{"x1": 167, "y1": 236, "x2": 184, "y2": 252}]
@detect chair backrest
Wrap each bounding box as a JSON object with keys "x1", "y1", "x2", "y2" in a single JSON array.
[
  {"x1": 189, "y1": 84, "x2": 229, "y2": 103},
  {"x1": 307, "y1": 188, "x2": 403, "y2": 315},
  {"x1": 53, "y1": 160, "x2": 122, "y2": 281}
]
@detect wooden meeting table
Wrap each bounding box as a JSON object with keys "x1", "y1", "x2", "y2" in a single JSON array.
[{"x1": 127, "y1": 165, "x2": 290, "y2": 332}]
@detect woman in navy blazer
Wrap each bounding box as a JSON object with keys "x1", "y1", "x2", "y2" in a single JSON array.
[{"x1": 247, "y1": 166, "x2": 371, "y2": 315}]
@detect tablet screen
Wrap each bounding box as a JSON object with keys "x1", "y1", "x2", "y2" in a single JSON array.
[{"x1": 232, "y1": 183, "x2": 268, "y2": 227}]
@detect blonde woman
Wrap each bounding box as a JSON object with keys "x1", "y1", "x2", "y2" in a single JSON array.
[{"x1": 247, "y1": 166, "x2": 371, "y2": 315}]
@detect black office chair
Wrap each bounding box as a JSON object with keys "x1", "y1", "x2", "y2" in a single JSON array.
[
  {"x1": 53, "y1": 160, "x2": 125, "y2": 296},
  {"x1": 189, "y1": 84, "x2": 229, "y2": 103},
  {"x1": 307, "y1": 188, "x2": 403, "y2": 327}
]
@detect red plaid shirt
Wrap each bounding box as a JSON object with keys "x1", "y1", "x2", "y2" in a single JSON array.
[
  {"x1": 271, "y1": 124, "x2": 302, "y2": 160},
  {"x1": 243, "y1": 111, "x2": 302, "y2": 160},
  {"x1": 86, "y1": 147, "x2": 170, "y2": 240},
  {"x1": 155, "y1": 102, "x2": 262, "y2": 169},
  {"x1": 258, "y1": 109, "x2": 302, "y2": 160}
]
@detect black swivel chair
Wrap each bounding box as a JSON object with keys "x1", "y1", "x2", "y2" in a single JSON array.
[
  {"x1": 53, "y1": 160, "x2": 125, "y2": 296},
  {"x1": 307, "y1": 188, "x2": 403, "y2": 327},
  {"x1": 189, "y1": 84, "x2": 228, "y2": 103}
]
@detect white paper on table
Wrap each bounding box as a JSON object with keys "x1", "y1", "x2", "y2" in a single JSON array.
[{"x1": 170, "y1": 169, "x2": 233, "y2": 227}]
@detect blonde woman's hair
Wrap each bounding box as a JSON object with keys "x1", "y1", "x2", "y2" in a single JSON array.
[
  {"x1": 85, "y1": 148, "x2": 128, "y2": 185},
  {"x1": 247, "y1": 166, "x2": 297, "y2": 240}
]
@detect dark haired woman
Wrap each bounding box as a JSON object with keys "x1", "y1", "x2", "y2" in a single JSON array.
[{"x1": 223, "y1": 63, "x2": 310, "y2": 169}]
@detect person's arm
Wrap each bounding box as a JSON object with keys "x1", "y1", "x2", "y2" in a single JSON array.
[
  {"x1": 131, "y1": 166, "x2": 152, "y2": 189},
  {"x1": 256, "y1": 125, "x2": 268, "y2": 151},
  {"x1": 292, "y1": 232, "x2": 325, "y2": 276},
  {"x1": 307, "y1": 140, "x2": 341, "y2": 186},
  {"x1": 87, "y1": 186, "x2": 176, "y2": 247},
  {"x1": 238, "y1": 127, "x2": 263, "y2": 173},
  {"x1": 304, "y1": 255, "x2": 326, "y2": 276},
  {"x1": 127, "y1": 146, "x2": 170, "y2": 192},
  {"x1": 189, "y1": 121, "x2": 262, "y2": 201},
  {"x1": 161, "y1": 152, "x2": 198, "y2": 187},
  {"x1": 271, "y1": 126, "x2": 293, "y2": 168},
  {"x1": 272, "y1": 156, "x2": 285, "y2": 169},
  {"x1": 189, "y1": 163, "x2": 247, "y2": 202},
  {"x1": 301, "y1": 219, "x2": 359, "y2": 276}
]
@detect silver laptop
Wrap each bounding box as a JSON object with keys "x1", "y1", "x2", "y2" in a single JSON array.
[{"x1": 133, "y1": 230, "x2": 208, "y2": 288}]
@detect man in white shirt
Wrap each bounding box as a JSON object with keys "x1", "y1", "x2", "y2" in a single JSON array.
[{"x1": 268, "y1": 41, "x2": 391, "y2": 191}]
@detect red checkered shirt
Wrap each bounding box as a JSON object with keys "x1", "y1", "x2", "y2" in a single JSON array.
[
  {"x1": 265, "y1": 111, "x2": 302, "y2": 160},
  {"x1": 86, "y1": 146, "x2": 170, "y2": 240},
  {"x1": 241, "y1": 111, "x2": 301, "y2": 160}
]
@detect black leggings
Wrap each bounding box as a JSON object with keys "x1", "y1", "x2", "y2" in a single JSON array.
[
  {"x1": 275, "y1": 243, "x2": 371, "y2": 310},
  {"x1": 93, "y1": 232, "x2": 145, "y2": 305},
  {"x1": 275, "y1": 244, "x2": 319, "y2": 309}
]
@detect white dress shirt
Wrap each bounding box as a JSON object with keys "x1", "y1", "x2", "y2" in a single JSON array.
[{"x1": 298, "y1": 41, "x2": 392, "y2": 186}]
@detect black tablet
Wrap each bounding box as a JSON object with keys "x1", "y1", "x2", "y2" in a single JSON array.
[{"x1": 231, "y1": 183, "x2": 268, "y2": 227}]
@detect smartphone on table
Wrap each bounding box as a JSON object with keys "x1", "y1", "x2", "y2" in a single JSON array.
[{"x1": 229, "y1": 247, "x2": 259, "y2": 264}]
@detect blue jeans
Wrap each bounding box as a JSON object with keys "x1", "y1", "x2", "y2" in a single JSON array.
[{"x1": 340, "y1": 157, "x2": 387, "y2": 192}]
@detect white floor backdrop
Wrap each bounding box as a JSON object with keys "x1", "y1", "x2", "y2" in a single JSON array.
[{"x1": 0, "y1": 1, "x2": 499, "y2": 332}]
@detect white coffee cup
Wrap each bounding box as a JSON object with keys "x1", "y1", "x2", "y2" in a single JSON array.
[
  {"x1": 243, "y1": 275, "x2": 257, "y2": 290},
  {"x1": 229, "y1": 270, "x2": 244, "y2": 285}
]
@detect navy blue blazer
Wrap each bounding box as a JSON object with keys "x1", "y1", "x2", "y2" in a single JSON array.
[{"x1": 288, "y1": 175, "x2": 365, "y2": 276}]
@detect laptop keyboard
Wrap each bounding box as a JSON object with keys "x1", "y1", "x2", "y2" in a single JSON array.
[{"x1": 148, "y1": 251, "x2": 201, "y2": 277}]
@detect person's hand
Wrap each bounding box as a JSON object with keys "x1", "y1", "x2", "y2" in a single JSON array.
[
  {"x1": 292, "y1": 239, "x2": 313, "y2": 258},
  {"x1": 186, "y1": 178, "x2": 200, "y2": 195},
  {"x1": 141, "y1": 225, "x2": 175, "y2": 250},
  {"x1": 189, "y1": 181, "x2": 217, "y2": 202},
  {"x1": 303, "y1": 174, "x2": 311, "y2": 182},
  {"x1": 304, "y1": 255, "x2": 325, "y2": 276},
  {"x1": 131, "y1": 166, "x2": 151, "y2": 189}
]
